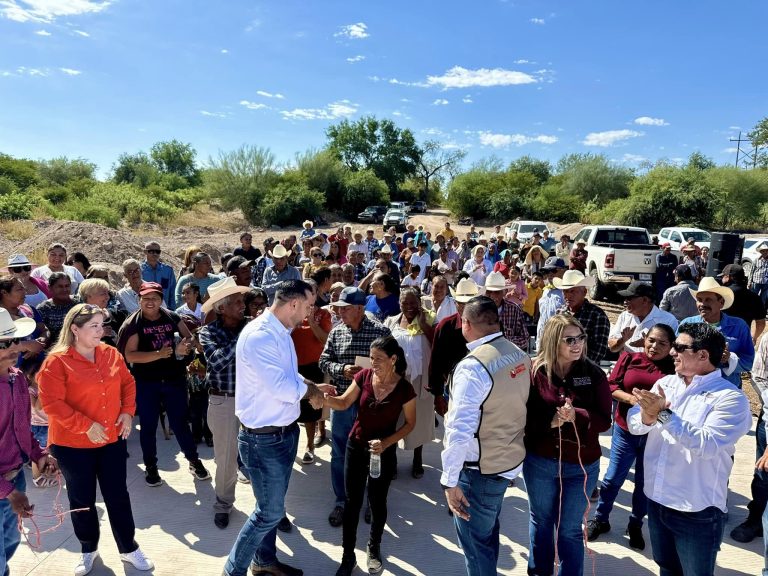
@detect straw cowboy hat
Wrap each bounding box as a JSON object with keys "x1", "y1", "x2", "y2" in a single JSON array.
[
  {"x1": 689, "y1": 276, "x2": 734, "y2": 310},
  {"x1": 201, "y1": 277, "x2": 251, "y2": 314},
  {"x1": 0, "y1": 308, "x2": 36, "y2": 340},
  {"x1": 302, "y1": 220, "x2": 314, "y2": 228},
  {"x1": 470, "y1": 244, "x2": 486, "y2": 258},
  {"x1": 450, "y1": 278, "x2": 484, "y2": 303},
  {"x1": 484, "y1": 272, "x2": 513, "y2": 292},
  {"x1": 270, "y1": 244, "x2": 289, "y2": 259},
  {"x1": 525, "y1": 245, "x2": 549, "y2": 265},
  {"x1": 552, "y1": 270, "x2": 595, "y2": 290}
]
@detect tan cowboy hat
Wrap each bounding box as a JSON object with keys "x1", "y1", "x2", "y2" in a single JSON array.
[
  {"x1": 302, "y1": 220, "x2": 314, "y2": 228},
  {"x1": 450, "y1": 278, "x2": 484, "y2": 303},
  {"x1": 0, "y1": 308, "x2": 36, "y2": 340},
  {"x1": 484, "y1": 271, "x2": 512, "y2": 292},
  {"x1": 270, "y1": 244, "x2": 289, "y2": 259},
  {"x1": 470, "y1": 244, "x2": 486, "y2": 258},
  {"x1": 689, "y1": 276, "x2": 734, "y2": 310},
  {"x1": 552, "y1": 270, "x2": 595, "y2": 290},
  {"x1": 201, "y1": 277, "x2": 251, "y2": 314},
  {"x1": 525, "y1": 245, "x2": 549, "y2": 265}
]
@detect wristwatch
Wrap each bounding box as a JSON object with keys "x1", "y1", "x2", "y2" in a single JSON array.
[{"x1": 656, "y1": 408, "x2": 673, "y2": 425}]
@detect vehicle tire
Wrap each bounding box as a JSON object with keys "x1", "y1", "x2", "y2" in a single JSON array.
[
  {"x1": 742, "y1": 259, "x2": 753, "y2": 279},
  {"x1": 588, "y1": 267, "x2": 605, "y2": 301}
]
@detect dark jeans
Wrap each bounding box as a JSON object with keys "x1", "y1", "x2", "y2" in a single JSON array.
[
  {"x1": 136, "y1": 378, "x2": 199, "y2": 467},
  {"x1": 342, "y1": 441, "x2": 395, "y2": 556},
  {"x1": 0, "y1": 472, "x2": 24, "y2": 576},
  {"x1": 748, "y1": 413, "x2": 768, "y2": 523},
  {"x1": 224, "y1": 423, "x2": 299, "y2": 576},
  {"x1": 331, "y1": 404, "x2": 358, "y2": 507},
  {"x1": 51, "y1": 440, "x2": 138, "y2": 554},
  {"x1": 647, "y1": 500, "x2": 725, "y2": 576},
  {"x1": 188, "y1": 388, "x2": 212, "y2": 442},
  {"x1": 595, "y1": 424, "x2": 647, "y2": 527}
]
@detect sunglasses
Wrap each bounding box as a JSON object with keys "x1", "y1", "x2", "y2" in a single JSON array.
[
  {"x1": 671, "y1": 342, "x2": 698, "y2": 353},
  {"x1": 145, "y1": 249, "x2": 161, "y2": 255},
  {"x1": 9, "y1": 266, "x2": 31, "y2": 273},
  {"x1": 0, "y1": 338, "x2": 20, "y2": 350},
  {"x1": 75, "y1": 303, "x2": 103, "y2": 319},
  {"x1": 562, "y1": 334, "x2": 588, "y2": 346}
]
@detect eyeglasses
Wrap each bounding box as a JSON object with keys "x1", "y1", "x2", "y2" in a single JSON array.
[
  {"x1": 9, "y1": 265, "x2": 32, "y2": 273},
  {"x1": 671, "y1": 342, "x2": 698, "y2": 353},
  {"x1": 561, "y1": 334, "x2": 587, "y2": 346},
  {"x1": 0, "y1": 338, "x2": 20, "y2": 350},
  {"x1": 145, "y1": 249, "x2": 161, "y2": 255}
]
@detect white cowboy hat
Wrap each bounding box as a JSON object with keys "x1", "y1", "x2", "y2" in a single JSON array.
[
  {"x1": 525, "y1": 245, "x2": 549, "y2": 265},
  {"x1": 201, "y1": 277, "x2": 252, "y2": 314},
  {"x1": 484, "y1": 271, "x2": 512, "y2": 292},
  {"x1": 552, "y1": 270, "x2": 595, "y2": 290},
  {"x1": 450, "y1": 278, "x2": 484, "y2": 303},
  {"x1": 302, "y1": 220, "x2": 314, "y2": 228},
  {"x1": 379, "y1": 244, "x2": 393, "y2": 254},
  {"x1": 470, "y1": 244, "x2": 486, "y2": 258},
  {"x1": 270, "y1": 244, "x2": 289, "y2": 259},
  {"x1": 689, "y1": 276, "x2": 734, "y2": 310},
  {"x1": 0, "y1": 308, "x2": 36, "y2": 340},
  {"x1": 7, "y1": 254, "x2": 33, "y2": 267}
]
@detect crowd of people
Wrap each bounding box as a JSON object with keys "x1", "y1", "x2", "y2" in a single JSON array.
[{"x1": 0, "y1": 220, "x2": 767, "y2": 576}]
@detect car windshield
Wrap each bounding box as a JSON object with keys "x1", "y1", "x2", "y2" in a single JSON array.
[
  {"x1": 388, "y1": 211, "x2": 404, "y2": 218},
  {"x1": 594, "y1": 229, "x2": 650, "y2": 244},
  {"x1": 519, "y1": 224, "x2": 545, "y2": 234},
  {"x1": 682, "y1": 231, "x2": 711, "y2": 242}
]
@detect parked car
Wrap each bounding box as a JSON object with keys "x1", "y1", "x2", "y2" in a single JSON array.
[
  {"x1": 572, "y1": 225, "x2": 659, "y2": 301},
  {"x1": 389, "y1": 201, "x2": 409, "y2": 214},
  {"x1": 741, "y1": 237, "x2": 768, "y2": 280},
  {"x1": 383, "y1": 209, "x2": 408, "y2": 232},
  {"x1": 357, "y1": 205, "x2": 388, "y2": 223},
  {"x1": 505, "y1": 220, "x2": 550, "y2": 243},
  {"x1": 657, "y1": 227, "x2": 711, "y2": 253},
  {"x1": 410, "y1": 200, "x2": 427, "y2": 213}
]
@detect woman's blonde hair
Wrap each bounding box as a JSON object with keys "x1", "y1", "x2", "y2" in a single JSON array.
[
  {"x1": 533, "y1": 314, "x2": 587, "y2": 384},
  {"x1": 49, "y1": 303, "x2": 105, "y2": 355},
  {"x1": 183, "y1": 245, "x2": 201, "y2": 268},
  {"x1": 78, "y1": 278, "x2": 110, "y2": 301}
]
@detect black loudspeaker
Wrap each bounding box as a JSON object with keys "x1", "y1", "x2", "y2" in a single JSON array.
[{"x1": 706, "y1": 232, "x2": 744, "y2": 277}]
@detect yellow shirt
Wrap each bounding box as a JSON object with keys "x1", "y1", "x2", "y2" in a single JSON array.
[
  {"x1": 440, "y1": 228, "x2": 455, "y2": 241},
  {"x1": 522, "y1": 283, "x2": 543, "y2": 317}
]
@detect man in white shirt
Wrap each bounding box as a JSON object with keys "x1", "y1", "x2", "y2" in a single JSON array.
[
  {"x1": 608, "y1": 280, "x2": 679, "y2": 354},
  {"x1": 628, "y1": 322, "x2": 751, "y2": 576},
  {"x1": 223, "y1": 279, "x2": 329, "y2": 576},
  {"x1": 348, "y1": 231, "x2": 366, "y2": 262},
  {"x1": 409, "y1": 241, "x2": 432, "y2": 285},
  {"x1": 441, "y1": 296, "x2": 530, "y2": 576}
]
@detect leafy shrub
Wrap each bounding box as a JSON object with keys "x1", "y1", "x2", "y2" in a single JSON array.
[
  {"x1": 37, "y1": 184, "x2": 71, "y2": 204},
  {"x1": 58, "y1": 201, "x2": 121, "y2": 228},
  {"x1": 0, "y1": 192, "x2": 34, "y2": 220},
  {"x1": 529, "y1": 183, "x2": 582, "y2": 223},
  {"x1": 341, "y1": 170, "x2": 389, "y2": 216},
  {"x1": 0, "y1": 175, "x2": 19, "y2": 196},
  {"x1": 260, "y1": 182, "x2": 325, "y2": 226},
  {"x1": 446, "y1": 170, "x2": 501, "y2": 217}
]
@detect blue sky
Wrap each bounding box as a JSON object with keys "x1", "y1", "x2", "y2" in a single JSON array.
[{"x1": 1, "y1": 0, "x2": 767, "y2": 178}]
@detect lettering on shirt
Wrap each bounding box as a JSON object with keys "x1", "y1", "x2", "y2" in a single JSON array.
[
  {"x1": 572, "y1": 376, "x2": 592, "y2": 387},
  {"x1": 141, "y1": 322, "x2": 175, "y2": 349}
]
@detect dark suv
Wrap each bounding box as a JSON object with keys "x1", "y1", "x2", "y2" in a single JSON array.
[
  {"x1": 411, "y1": 201, "x2": 427, "y2": 213},
  {"x1": 357, "y1": 205, "x2": 387, "y2": 223}
]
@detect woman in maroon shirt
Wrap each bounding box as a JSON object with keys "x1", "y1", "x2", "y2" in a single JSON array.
[
  {"x1": 323, "y1": 336, "x2": 417, "y2": 576},
  {"x1": 586, "y1": 323, "x2": 675, "y2": 550},
  {"x1": 524, "y1": 314, "x2": 612, "y2": 576}
]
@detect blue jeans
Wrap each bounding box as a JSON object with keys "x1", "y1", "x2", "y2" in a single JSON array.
[
  {"x1": 524, "y1": 453, "x2": 600, "y2": 576},
  {"x1": 594, "y1": 424, "x2": 647, "y2": 527},
  {"x1": 223, "y1": 424, "x2": 299, "y2": 576},
  {"x1": 0, "y1": 472, "x2": 24, "y2": 576},
  {"x1": 453, "y1": 468, "x2": 509, "y2": 576},
  {"x1": 647, "y1": 500, "x2": 724, "y2": 576},
  {"x1": 750, "y1": 414, "x2": 768, "y2": 524},
  {"x1": 331, "y1": 405, "x2": 358, "y2": 507},
  {"x1": 753, "y1": 283, "x2": 768, "y2": 307},
  {"x1": 30, "y1": 425, "x2": 48, "y2": 449}
]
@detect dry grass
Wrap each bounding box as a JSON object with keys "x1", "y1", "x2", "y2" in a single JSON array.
[
  {"x1": 158, "y1": 204, "x2": 248, "y2": 232},
  {"x1": 0, "y1": 220, "x2": 36, "y2": 241}
]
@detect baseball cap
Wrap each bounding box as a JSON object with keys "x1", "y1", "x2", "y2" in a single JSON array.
[
  {"x1": 139, "y1": 281, "x2": 164, "y2": 296},
  {"x1": 617, "y1": 280, "x2": 655, "y2": 299},
  {"x1": 720, "y1": 263, "x2": 745, "y2": 280},
  {"x1": 542, "y1": 257, "x2": 566, "y2": 271},
  {"x1": 333, "y1": 287, "x2": 367, "y2": 307}
]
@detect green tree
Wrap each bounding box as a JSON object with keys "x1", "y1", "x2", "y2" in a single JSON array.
[
  {"x1": 260, "y1": 181, "x2": 325, "y2": 227},
  {"x1": 112, "y1": 152, "x2": 159, "y2": 188},
  {"x1": 707, "y1": 167, "x2": 768, "y2": 228},
  {"x1": 37, "y1": 157, "x2": 96, "y2": 186},
  {"x1": 0, "y1": 153, "x2": 38, "y2": 190},
  {"x1": 748, "y1": 117, "x2": 768, "y2": 168},
  {"x1": 295, "y1": 149, "x2": 347, "y2": 208},
  {"x1": 341, "y1": 169, "x2": 389, "y2": 216},
  {"x1": 508, "y1": 155, "x2": 551, "y2": 184},
  {"x1": 150, "y1": 140, "x2": 201, "y2": 186},
  {"x1": 326, "y1": 116, "x2": 420, "y2": 195},
  {"x1": 557, "y1": 153, "x2": 633, "y2": 204},
  {"x1": 686, "y1": 151, "x2": 716, "y2": 171},
  {"x1": 446, "y1": 169, "x2": 506, "y2": 218},
  {"x1": 414, "y1": 141, "x2": 466, "y2": 202}
]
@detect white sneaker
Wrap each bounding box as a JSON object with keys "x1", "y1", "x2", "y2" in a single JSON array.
[
  {"x1": 120, "y1": 547, "x2": 155, "y2": 571},
  {"x1": 74, "y1": 551, "x2": 99, "y2": 576}
]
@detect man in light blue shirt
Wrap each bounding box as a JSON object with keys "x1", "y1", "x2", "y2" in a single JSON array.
[
  {"x1": 261, "y1": 244, "x2": 301, "y2": 305},
  {"x1": 140, "y1": 241, "x2": 177, "y2": 309}
]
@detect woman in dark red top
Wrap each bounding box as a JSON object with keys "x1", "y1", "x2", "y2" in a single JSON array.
[
  {"x1": 323, "y1": 336, "x2": 416, "y2": 576},
  {"x1": 586, "y1": 323, "x2": 675, "y2": 550},
  {"x1": 524, "y1": 314, "x2": 612, "y2": 576}
]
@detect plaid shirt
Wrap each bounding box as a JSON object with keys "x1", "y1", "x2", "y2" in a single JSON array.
[
  {"x1": 557, "y1": 300, "x2": 610, "y2": 362},
  {"x1": 319, "y1": 316, "x2": 390, "y2": 393},
  {"x1": 751, "y1": 255, "x2": 768, "y2": 285},
  {"x1": 353, "y1": 263, "x2": 367, "y2": 283},
  {"x1": 251, "y1": 256, "x2": 270, "y2": 287},
  {"x1": 499, "y1": 301, "x2": 529, "y2": 351},
  {"x1": 36, "y1": 299, "x2": 76, "y2": 343},
  {"x1": 199, "y1": 318, "x2": 246, "y2": 394}
]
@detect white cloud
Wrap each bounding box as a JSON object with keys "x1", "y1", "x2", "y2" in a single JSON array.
[
  {"x1": 514, "y1": 59, "x2": 530, "y2": 64},
  {"x1": 530, "y1": 17, "x2": 546, "y2": 25},
  {"x1": 256, "y1": 90, "x2": 285, "y2": 99},
  {"x1": 34, "y1": 28, "x2": 50, "y2": 35},
  {"x1": 427, "y1": 66, "x2": 537, "y2": 89},
  {"x1": 281, "y1": 100, "x2": 357, "y2": 121},
  {"x1": 392, "y1": 111, "x2": 402, "y2": 117},
  {"x1": 462, "y1": 95, "x2": 473, "y2": 103},
  {"x1": 239, "y1": 100, "x2": 268, "y2": 110},
  {"x1": 722, "y1": 147, "x2": 738, "y2": 154},
  {"x1": 582, "y1": 129, "x2": 643, "y2": 147},
  {"x1": 634, "y1": 116, "x2": 669, "y2": 127},
  {"x1": 73, "y1": 29, "x2": 89, "y2": 37},
  {"x1": 621, "y1": 153, "x2": 646, "y2": 164},
  {"x1": 728, "y1": 126, "x2": 741, "y2": 131},
  {"x1": 478, "y1": 131, "x2": 558, "y2": 148},
  {"x1": 423, "y1": 127, "x2": 445, "y2": 136},
  {"x1": 59, "y1": 67, "x2": 81, "y2": 75},
  {"x1": 335, "y1": 22, "x2": 368, "y2": 39},
  {"x1": 346, "y1": 55, "x2": 365, "y2": 63},
  {"x1": 244, "y1": 19, "x2": 261, "y2": 32},
  {"x1": 200, "y1": 110, "x2": 227, "y2": 118},
  {"x1": 1, "y1": 0, "x2": 111, "y2": 23},
  {"x1": 220, "y1": 49, "x2": 228, "y2": 54},
  {"x1": 432, "y1": 98, "x2": 449, "y2": 106},
  {"x1": 16, "y1": 66, "x2": 47, "y2": 76}
]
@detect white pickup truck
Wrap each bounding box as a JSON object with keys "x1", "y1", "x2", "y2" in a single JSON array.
[{"x1": 571, "y1": 226, "x2": 659, "y2": 300}]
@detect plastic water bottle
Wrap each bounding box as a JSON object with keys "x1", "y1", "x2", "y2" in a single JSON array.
[{"x1": 369, "y1": 453, "x2": 381, "y2": 479}]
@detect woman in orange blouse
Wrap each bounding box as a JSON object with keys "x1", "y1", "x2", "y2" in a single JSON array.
[{"x1": 38, "y1": 304, "x2": 154, "y2": 576}]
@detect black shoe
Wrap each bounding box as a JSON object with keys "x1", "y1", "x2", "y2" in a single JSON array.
[
  {"x1": 364, "y1": 503, "x2": 371, "y2": 524},
  {"x1": 586, "y1": 519, "x2": 610, "y2": 542},
  {"x1": 367, "y1": 542, "x2": 383, "y2": 574},
  {"x1": 335, "y1": 555, "x2": 356, "y2": 576},
  {"x1": 411, "y1": 464, "x2": 424, "y2": 479},
  {"x1": 730, "y1": 519, "x2": 763, "y2": 543},
  {"x1": 189, "y1": 459, "x2": 211, "y2": 481},
  {"x1": 277, "y1": 516, "x2": 292, "y2": 533},
  {"x1": 626, "y1": 524, "x2": 645, "y2": 550},
  {"x1": 329, "y1": 506, "x2": 344, "y2": 527},
  {"x1": 214, "y1": 512, "x2": 229, "y2": 529},
  {"x1": 145, "y1": 466, "x2": 163, "y2": 487},
  {"x1": 251, "y1": 560, "x2": 304, "y2": 575}
]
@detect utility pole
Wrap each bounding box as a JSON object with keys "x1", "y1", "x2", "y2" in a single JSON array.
[{"x1": 730, "y1": 131, "x2": 757, "y2": 169}]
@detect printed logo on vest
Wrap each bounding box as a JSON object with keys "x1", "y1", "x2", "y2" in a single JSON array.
[{"x1": 509, "y1": 364, "x2": 526, "y2": 378}]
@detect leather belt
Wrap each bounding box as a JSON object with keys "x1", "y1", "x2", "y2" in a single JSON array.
[
  {"x1": 209, "y1": 389, "x2": 235, "y2": 398},
  {"x1": 241, "y1": 423, "x2": 297, "y2": 435},
  {"x1": 3, "y1": 468, "x2": 21, "y2": 481}
]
